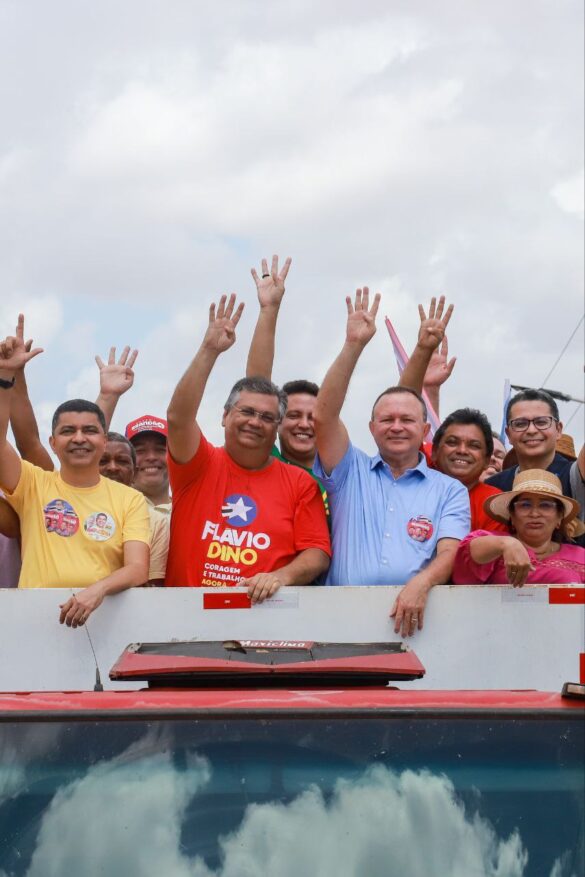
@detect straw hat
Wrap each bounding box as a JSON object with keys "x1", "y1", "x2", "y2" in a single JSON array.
[
  {"x1": 556, "y1": 434, "x2": 577, "y2": 460},
  {"x1": 502, "y1": 433, "x2": 577, "y2": 470},
  {"x1": 484, "y1": 469, "x2": 580, "y2": 526}
]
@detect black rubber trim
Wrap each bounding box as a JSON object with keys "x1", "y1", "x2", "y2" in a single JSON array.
[{"x1": 0, "y1": 707, "x2": 582, "y2": 723}]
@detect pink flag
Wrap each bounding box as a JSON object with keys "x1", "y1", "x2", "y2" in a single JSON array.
[{"x1": 385, "y1": 317, "x2": 440, "y2": 436}]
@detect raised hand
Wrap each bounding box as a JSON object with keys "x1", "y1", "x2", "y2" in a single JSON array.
[
  {"x1": 202, "y1": 294, "x2": 245, "y2": 354},
  {"x1": 424, "y1": 336, "x2": 457, "y2": 388},
  {"x1": 250, "y1": 255, "x2": 292, "y2": 309},
  {"x1": 95, "y1": 346, "x2": 138, "y2": 397},
  {"x1": 345, "y1": 287, "x2": 381, "y2": 347},
  {"x1": 416, "y1": 295, "x2": 454, "y2": 351},
  {"x1": 0, "y1": 314, "x2": 43, "y2": 372}
]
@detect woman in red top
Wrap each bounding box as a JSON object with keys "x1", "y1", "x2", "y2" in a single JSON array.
[{"x1": 453, "y1": 469, "x2": 584, "y2": 586}]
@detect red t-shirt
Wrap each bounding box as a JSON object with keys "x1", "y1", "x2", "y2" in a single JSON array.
[
  {"x1": 165, "y1": 436, "x2": 331, "y2": 587},
  {"x1": 422, "y1": 443, "x2": 506, "y2": 533},
  {"x1": 468, "y1": 482, "x2": 508, "y2": 533}
]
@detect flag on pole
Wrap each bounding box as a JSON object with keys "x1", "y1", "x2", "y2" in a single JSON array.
[
  {"x1": 384, "y1": 317, "x2": 441, "y2": 436},
  {"x1": 500, "y1": 378, "x2": 511, "y2": 448}
]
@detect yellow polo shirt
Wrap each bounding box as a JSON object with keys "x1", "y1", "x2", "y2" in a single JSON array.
[{"x1": 2, "y1": 461, "x2": 150, "y2": 589}]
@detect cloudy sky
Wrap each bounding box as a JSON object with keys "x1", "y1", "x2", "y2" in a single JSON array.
[{"x1": 1, "y1": 0, "x2": 583, "y2": 451}]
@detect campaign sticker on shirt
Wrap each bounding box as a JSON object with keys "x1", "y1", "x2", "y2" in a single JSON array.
[
  {"x1": 83, "y1": 512, "x2": 116, "y2": 542},
  {"x1": 221, "y1": 494, "x2": 258, "y2": 527},
  {"x1": 407, "y1": 515, "x2": 434, "y2": 543},
  {"x1": 44, "y1": 499, "x2": 79, "y2": 537}
]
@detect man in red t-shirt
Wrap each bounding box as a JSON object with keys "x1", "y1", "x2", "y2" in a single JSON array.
[
  {"x1": 165, "y1": 294, "x2": 331, "y2": 602},
  {"x1": 427, "y1": 409, "x2": 507, "y2": 533}
]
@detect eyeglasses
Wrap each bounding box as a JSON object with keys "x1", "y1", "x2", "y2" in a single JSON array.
[
  {"x1": 231, "y1": 405, "x2": 281, "y2": 425},
  {"x1": 511, "y1": 499, "x2": 561, "y2": 513},
  {"x1": 507, "y1": 416, "x2": 558, "y2": 432}
]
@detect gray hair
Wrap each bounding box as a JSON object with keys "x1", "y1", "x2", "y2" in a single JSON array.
[{"x1": 224, "y1": 377, "x2": 287, "y2": 421}]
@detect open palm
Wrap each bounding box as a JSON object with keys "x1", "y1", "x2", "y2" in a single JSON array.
[
  {"x1": 345, "y1": 287, "x2": 381, "y2": 346},
  {"x1": 203, "y1": 294, "x2": 245, "y2": 353},
  {"x1": 251, "y1": 255, "x2": 292, "y2": 308}
]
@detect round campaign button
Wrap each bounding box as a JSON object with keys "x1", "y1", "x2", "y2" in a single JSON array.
[
  {"x1": 83, "y1": 512, "x2": 116, "y2": 542},
  {"x1": 407, "y1": 515, "x2": 434, "y2": 543},
  {"x1": 43, "y1": 499, "x2": 79, "y2": 537},
  {"x1": 221, "y1": 494, "x2": 258, "y2": 527}
]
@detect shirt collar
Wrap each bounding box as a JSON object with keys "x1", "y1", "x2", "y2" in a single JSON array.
[{"x1": 370, "y1": 451, "x2": 428, "y2": 477}]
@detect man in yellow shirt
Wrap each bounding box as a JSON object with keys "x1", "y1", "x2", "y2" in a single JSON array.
[{"x1": 0, "y1": 317, "x2": 150, "y2": 628}]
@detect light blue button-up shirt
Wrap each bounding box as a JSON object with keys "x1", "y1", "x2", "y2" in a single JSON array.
[{"x1": 313, "y1": 444, "x2": 470, "y2": 586}]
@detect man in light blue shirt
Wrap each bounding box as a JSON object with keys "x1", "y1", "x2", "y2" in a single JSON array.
[{"x1": 313, "y1": 289, "x2": 470, "y2": 638}]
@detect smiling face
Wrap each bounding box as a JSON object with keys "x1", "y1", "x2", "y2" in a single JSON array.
[
  {"x1": 432, "y1": 423, "x2": 490, "y2": 487},
  {"x1": 506, "y1": 400, "x2": 562, "y2": 464},
  {"x1": 369, "y1": 391, "x2": 428, "y2": 466},
  {"x1": 131, "y1": 433, "x2": 169, "y2": 497},
  {"x1": 278, "y1": 393, "x2": 317, "y2": 467},
  {"x1": 49, "y1": 412, "x2": 106, "y2": 471},
  {"x1": 99, "y1": 440, "x2": 136, "y2": 486},
  {"x1": 222, "y1": 390, "x2": 280, "y2": 461}
]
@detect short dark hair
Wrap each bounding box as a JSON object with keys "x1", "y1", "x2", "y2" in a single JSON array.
[
  {"x1": 507, "y1": 389, "x2": 560, "y2": 423},
  {"x1": 106, "y1": 431, "x2": 137, "y2": 467},
  {"x1": 432, "y1": 408, "x2": 494, "y2": 457},
  {"x1": 225, "y1": 377, "x2": 287, "y2": 420},
  {"x1": 52, "y1": 399, "x2": 106, "y2": 434},
  {"x1": 282, "y1": 380, "x2": 319, "y2": 398},
  {"x1": 371, "y1": 386, "x2": 427, "y2": 422}
]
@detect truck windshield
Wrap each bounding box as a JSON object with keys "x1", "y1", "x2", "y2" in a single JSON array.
[{"x1": 1, "y1": 713, "x2": 582, "y2": 877}]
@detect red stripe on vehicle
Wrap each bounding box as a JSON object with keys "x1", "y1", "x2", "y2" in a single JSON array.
[
  {"x1": 580, "y1": 653, "x2": 585, "y2": 685},
  {"x1": 548, "y1": 587, "x2": 585, "y2": 604},
  {"x1": 203, "y1": 592, "x2": 251, "y2": 610}
]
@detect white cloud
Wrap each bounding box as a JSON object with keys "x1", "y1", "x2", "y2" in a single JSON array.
[
  {"x1": 0, "y1": 1, "x2": 582, "y2": 447},
  {"x1": 204, "y1": 766, "x2": 530, "y2": 877},
  {"x1": 26, "y1": 746, "x2": 210, "y2": 877},
  {"x1": 0, "y1": 297, "x2": 63, "y2": 349},
  {"x1": 551, "y1": 169, "x2": 585, "y2": 218},
  {"x1": 24, "y1": 752, "x2": 580, "y2": 877}
]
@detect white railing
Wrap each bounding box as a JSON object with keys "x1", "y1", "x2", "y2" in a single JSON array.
[{"x1": 0, "y1": 584, "x2": 582, "y2": 692}]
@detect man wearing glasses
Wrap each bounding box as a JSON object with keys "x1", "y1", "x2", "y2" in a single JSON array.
[
  {"x1": 165, "y1": 295, "x2": 331, "y2": 602},
  {"x1": 486, "y1": 389, "x2": 584, "y2": 528}
]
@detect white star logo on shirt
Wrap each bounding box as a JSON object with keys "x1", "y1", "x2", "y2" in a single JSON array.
[{"x1": 222, "y1": 497, "x2": 254, "y2": 521}]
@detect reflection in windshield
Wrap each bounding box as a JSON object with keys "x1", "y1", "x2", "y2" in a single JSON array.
[{"x1": 0, "y1": 717, "x2": 582, "y2": 877}]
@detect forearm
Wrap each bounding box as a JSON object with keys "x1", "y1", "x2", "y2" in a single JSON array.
[
  {"x1": 0, "y1": 370, "x2": 23, "y2": 492},
  {"x1": 0, "y1": 367, "x2": 14, "y2": 444},
  {"x1": 399, "y1": 344, "x2": 431, "y2": 395},
  {"x1": 168, "y1": 346, "x2": 218, "y2": 427},
  {"x1": 411, "y1": 548, "x2": 458, "y2": 591},
  {"x1": 468, "y1": 535, "x2": 508, "y2": 564},
  {"x1": 92, "y1": 559, "x2": 149, "y2": 597},
  {"x1": 0, "y1": 497, "x2": 20, "y2": 539},
  {"x1": 95, "y1": 392, "x2": 120, "y2": 432},
  {"x1": 315, "y1": 342, "x2": 363, "y2": 425},
  {"x1": 11, "y1": 371, "x2": 54, "y2": 470},
  {"x1": 275, "y1": 548, "x2": 330, "y2": 586},
  {"x1": 246, "y1": 305, "x2": 280, "y2": 379}
]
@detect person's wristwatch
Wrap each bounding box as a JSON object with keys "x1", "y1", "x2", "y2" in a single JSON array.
[{"x1": 0, "y1": 376, "x2": 16, "y2": 390}]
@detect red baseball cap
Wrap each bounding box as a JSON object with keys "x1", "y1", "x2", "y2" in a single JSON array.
[{"x1": 125, "y1": 414, "x2": 168, "y2": 441}]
